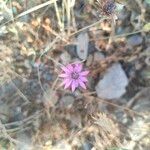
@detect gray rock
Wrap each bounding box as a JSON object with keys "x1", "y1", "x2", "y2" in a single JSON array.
[
  {"x1": 117, "y1": 5, "x2": 128, "y2": 20},
  {"x1": 65, "y1": 45, "x2": 77, "y2": 58},
  {"x1": 60, "y1": 51, "x2": 71, "y2": 65},
  {"x1": 16, "y1": 132, "x2": 32, "y2": 150},
  {"x1": 87, "y1": 76, "x2": 95, "y2": 90},
  {"x1": 127, "y1": 35, "x2": 143, "y2": 47},
  {"x1": 2, "y1": 79, "x2": 22, "y2": 98},
  {"x1": 76, "y1": 32, "x2": 89, "y2": 60},
  {"x1": 10, "y1": 106, "x2": 23, "y2": 122},
  {"x1": 82, "y1": 141, "x2": 93, "y2": 150},
  {"x1": 60, "y1": 95, "x2": 75, "y2": 108},
  {"x1": 95, "y1": 63, "x2": 129, "y2": 100},
  {"x1": 43, "y1": 89, "x2": 59, "y2": 106},
  {"x1": 43, "y1": 72, "x2": 52, "y2": 81},
  {"x1": 0, "y1": 103, "x2": 10, "y2": 123},
  {"x1": 88, "y1": 41, "x2": 97, "y2": 54},
  {"x1": 93, "y1": 51, "x2": 105, "y2": 62},
  {"x1": 53, "y1": 140, "x2": 71, "y2": 150},
  {"x1": 0, "y1": 26, "x2": 8, "y2": 36},
  {"x1": 86, "y1": 54, "x2": 93, "y2": 66}
]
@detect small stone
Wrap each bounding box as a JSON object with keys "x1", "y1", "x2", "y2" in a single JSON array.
[
  {"x1": 65, "y1": 45, "x2": 77, "y2": 58},
  {"x1": 69, "y1": 113, "x2": 82, "y2": 128},
  {"x1": 0, "y1": 26, "x2": 8, "y2": 36},
  {"x1": 60, "y1": 51, "x2": 71, "y2": 65},
  {"x1": 43, "y1": 89, "x2": 59, "y2": 107},
  {"x1": 42, "y1": 83, "x2": 50, "y2": 90},
  {"x1": 60, "y1": 95, "x2": 75, "y2": 108},
  {"x1": 29, "y1": 81, "x2": 41, "y2": 94},
  {"x1": 10, "y1": 106, "x2": 23, "y2": 122},
  {"x1": 72, "y1": 137, "x2": 82, "y2": 148},
  {"x1": 86, "y1": 54, "x2": 93, "y2": 66},
  {"x1": 116, "y1": 26, "x2": 132, "y2": 35},
  {"x1": 3, "y1": 79, "x2": 22, "y2": 96},
  {"x1": 16, "y1": 132, "x2": 32, "y2": 150},
  {"x1": 129, "y1": 118, "x2": 148, "y2": 141},
  {"x1": 82, "y1": 141, "x2": 93, "y2": 150},
  {"x1": 53, "y1": 140, "x2": 71, "y2": 150},
  {"x1": 95, "y1": 63, "x2": 129, "y2": 100},
  {"x1": 88, "y1": 41, "x2": 97, "y2": 54},
  {"x1": 73, "y1": 90, "x2": 83, "y2": 99},
  {"x1": 87, "y1": 76, "x2": 95, "y2": 90},
  {"x1": 76, "y1": 32, "x2": 89, "y2": 60},
  {"x1": 24, "y1": 60, "x2": 31, "y2": 69},
  {"x1": 127, "y1": 35, "x2": 143, "y2": 47},
  {"x1": 93, "y1": 51, "x2": 105, "y2": 62},
  {"x1": 71, "y1": 58, "x2": 81, "y2": 63},
  {"x1": 19, "y1": 14, "x2": 30, "y2": 22},
  {"x1": 0, "y1": 103, "x2": 10, "y2": 123},
  {"x1": 118, "y1": 7, "x2": 130, "y2": 21},
  {"x1": 43, "y1": 72, "x2": 52, "y2": 81},
  {"x1": 98, "y1": 103, "x2": 108, "y2": 113}
]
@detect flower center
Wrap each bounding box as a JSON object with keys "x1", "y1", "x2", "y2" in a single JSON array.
[
  {"x1": 71, "y1": 72, "x2": 79, "y2": 79},
  {"x1": 103, "y1": 2, "x2": 116, "y2": 15}
]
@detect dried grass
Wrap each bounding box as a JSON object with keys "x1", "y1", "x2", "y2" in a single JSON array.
[{"x1": 0, "y1": 0, "x2": 149, "y2": 149}]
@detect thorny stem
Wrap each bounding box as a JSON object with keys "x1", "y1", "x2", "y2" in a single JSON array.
[
  {"x1": 90, "y1": 29, "x2": 143, "y2": 41},
  {"x1": 69, "y1": 17, "x2": 109, "y2": 37},
  {"x1": 84, "y1": 94, "x2": 144, "y2": 117}
]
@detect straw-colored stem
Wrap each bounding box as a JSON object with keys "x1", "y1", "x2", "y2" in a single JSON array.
[{"x1": 54, "y1": 0, "x2": 64, "y2": 31}]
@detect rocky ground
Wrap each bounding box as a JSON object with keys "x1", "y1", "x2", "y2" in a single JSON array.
[{"x1": 0, "y1": 0, "x2": 150, "y2": 150}]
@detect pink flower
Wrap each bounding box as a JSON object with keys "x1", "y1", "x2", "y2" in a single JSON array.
[{"x1": 59, "y1": 63, "x2": 89, "y2": 92}]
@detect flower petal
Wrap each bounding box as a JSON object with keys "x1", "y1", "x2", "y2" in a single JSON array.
[
  {"x1": 79, "y1": 76, "x2": 88, "y2": 82},
  {"x1": 59, "y1": 73, "x2": 69, "y2": 78},
  {"x1": 63, "y1": 78, "x2": 70, "y2": 83},
  {"x1": 80, "y1": 70, "x2": 89, "y2": 76},
  {"x1": 71, "y1": 80, "x2": 76, "y2": 92},
  {"x1": 64, "y1": 79, "x2": 72, "y2": 89},
  {"x1": 74, "y1": 63, "x2": 83, "y2": 72},
  {"x1": 74, "y1": 80, "x2": 79, "y2": 87},
  {"x1": 66, "y1": 64, "x2": 73, "y2": 71},
  {"x1": 79, "y1": 80, "x2": 86, "y2": 89}
]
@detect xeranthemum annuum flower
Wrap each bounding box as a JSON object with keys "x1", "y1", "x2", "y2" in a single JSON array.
[{"x1": 59, "y1": 63, "x2": 89, "y2": 92}]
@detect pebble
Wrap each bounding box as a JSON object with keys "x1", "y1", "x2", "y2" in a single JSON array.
[
  {"x1": 0, "y1": 26, "x2": 8, "y2": 37},
  {"x1": 118, "y1": 7, "x2": 130, "y2": 21},
  {"x1": 60, "y1": 95, "x2": 75, "y2": 108},
  {"x1": 53, "y1": 140, "x2": 71, "y2": 150},
  {"x1": 82, "y1": 141, "x2": 93, "y2": 150},
  {"x1": 16, "y1": 132, "x2": 32, "y2": 150},
  {"x1": 93, "y1": 51, "x2": 105, "y2": 62},
  {"x1": 43, "y1": 89, "x2": 59, "y2": 106},
  {"x1": 3, "y1": 79, "x2": 22, "y2": 96},
  {"x1": 76, "y1": 32, "x2": 89, "y2": 60},
  {"x1": 29, "y1": 80, "x2": 41, "y2": 94},
  {"x1": 24, "y1": 59, "x2": 32, "y2": 69},
  {"x1": 0, "y1": 103, "x2": 10, "y2": 123},
  {"x1": 86, "y1": 54, "x2": 93, "y2": 66},
  {"x1": 65, "y1": 45, "x2": 77, "y2": 58},
  {"x1": 95, "y1": 63, "x2": 129, "y2": 100},
  {"x1": 88, "y1": 41, "x2": 97, "y2": 54},
  {"x1": 43, "y1": 71, "x2": 52, "y2": 81},
  {"x1": 60, "y1": 51, "x2": 71, "y2": 65},
  {"x1": 127, "y1": 35, "x2": 143, "y2": 47},
  {"x1": 10, "y1": 106, "x2": 23, "y2": 122},
  {"x1": 87, "y1": 76, "x2": 95, "y2": 90}
]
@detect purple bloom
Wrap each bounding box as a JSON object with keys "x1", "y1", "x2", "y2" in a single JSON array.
[{"x1": 59, "y1": 63, "x2": 89, "y2": 92}]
